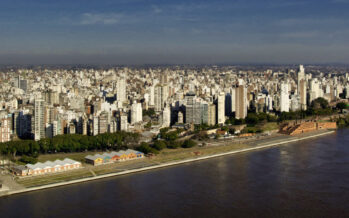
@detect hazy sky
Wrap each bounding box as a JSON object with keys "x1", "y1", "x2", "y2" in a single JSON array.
[{"x1": 1, "y1": 0, "x2": 349, "y2": 65}]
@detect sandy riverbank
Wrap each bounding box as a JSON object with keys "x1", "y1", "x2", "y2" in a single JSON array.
[{"x1": 0, "y1": 130, "x2": 335, "y2": 197}]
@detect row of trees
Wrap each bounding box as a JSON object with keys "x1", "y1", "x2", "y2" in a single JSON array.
[
  {"x1": 0, "y1": 131, "x2": 140, "y2": 158},
  {"x1": 224, "y1": 112, "x2": 277, "y2": 128},
  {"x1": 137, "y1": 139, "x2": 197, "y2": 154}
]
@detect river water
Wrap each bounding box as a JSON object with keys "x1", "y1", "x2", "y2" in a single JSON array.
[{"x1": 0, "y1": 129, "x2": 349, "y2": 217}]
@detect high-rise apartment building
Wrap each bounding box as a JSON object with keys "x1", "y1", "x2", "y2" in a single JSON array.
[
  {"x1": 131, "y1": 101, "x2": 142, "y2": 124},
  {"x1": 162, "y1": 106, "x2": 171, "y2": 127},
  {"x1": 34, "y1": 99, "x2": 45, "y2": 141},
  {"x1": 235, "y1": 85, "x2": 247, "y2": 119},
  {"x1": 184, "y1": 92, "x2": 202, "y2": 124},
  {"x1": 208, "y1": 103, "x2": 216, "y2": 126},
  {"x1": 230, "y1": 87, "x2": 236, "y2": 113},
  {"x1": 119, "y1": 114, "x2": 128, "y2": 131},
  {"x1": 98, "y1": 111, "x2": 109, "y2": 134},
  {"x1": 117, "y1": 77, "x2": 127, "y2": 102},
  {"x1": 299, "y1": 79, "x2": 307, "y2": 110},
  {"x1": 297, "y1": 65, "x2": 305, "y2": 94},
  {"x1": 280, "y1": 82, "x2": 290, "y2": 112},
  {"x1": 93, "y1": 116, "x2": 99, "y2": 136},
  {"x1": 154, "y1": 84, "x2": 168, "y2": 112},
  {"x1": 217, "y1": 92, "x2": 225, "y2": 124},
  {"x1": 0, "y1": 117, "x2": 11, "y2": 143}
]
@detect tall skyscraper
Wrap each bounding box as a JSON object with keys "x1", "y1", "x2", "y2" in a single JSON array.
[
  {"x1": 309, "y1": 78, "x2": 322, "y2": 103},
  {"x1": 280, "y1": 82, "x2": 290, "y2": 112},
  {"x1": 98, "y1": 111, "x2": 109, "y2": 134},
  {"x1": 299, "y1": 79, "x2": 307, "y2": 110},
  {"x1": 119, "y1": 114, "x2": 128, "y2": 131},
  {"x1": 93, "y1": 116, "x2": 99, "y2": 136},
  {"x1": 149, "y1": 85, "x2": 155, "y2": 106},
  {"x1": 230, "y1": 87, "x2": 236, "y2": 113},
  {"x1": 12, "y1": 111, "x2": 20, "y2": 136},
  {"x1": 162, "y1": 106, "x2": 171, "y2": 127},
  {"x1": 208, "y1": 103, "x2": 216, "y2": 126},
  {"x1": 297, "y1": 65, "x2": 305, "y2": 94},
  {"x1": 266, "y1": 95, "x2": 273, "y2": 111},
  {"x1": 117, "y1": 77, "x2": 127, "y2": 102},
  {"x1": 0, "y1": 117, "x2": 11, "y2": 143},
  {"x1": 34, "y1": 99, "x2": 45, "y2": 141},
  {"x1": 131, "y1": 101, "x2": 142, "y2": 124},
  {"x1": 14, "y1": 75, "x2": 20, "y2": 88},
  {"x1": 201, "y1": 102, "x2": 209, "y2": 125},
  {"x1": 184, "y1": 92, "x2": 201, "y2": 125},
  {"x1": 217, "y1": 92, "x2": 225, "y2": 124},
  {"x1": 235, "y1": 85, "x2": 247, "y2": 119},
  {"x1": 154, "y1": 84, "x2": 168, "y2": 112}
]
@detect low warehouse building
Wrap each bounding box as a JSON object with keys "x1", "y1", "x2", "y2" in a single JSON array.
[
  {"x1": 85, "y1": 149, "x2": 144, "y2": 165},
  {"x1": 26, "y1": 158, "x2": 82, "y2": 176}
]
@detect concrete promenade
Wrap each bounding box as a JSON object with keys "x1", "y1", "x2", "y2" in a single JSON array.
[{"x1": 0, "y1": 130, "x2": 335, "y2": 197}]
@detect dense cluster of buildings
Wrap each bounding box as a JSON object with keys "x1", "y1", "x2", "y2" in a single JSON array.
[
  {"x1": 11, "y1": 158, "x2": 82, "y2": 176},
  {"x1": 85, "y1": 149, "x2": 144, "y2": 166},
  {"x1": 0, "y1": 65, "x2": 348, "y2": 142}
]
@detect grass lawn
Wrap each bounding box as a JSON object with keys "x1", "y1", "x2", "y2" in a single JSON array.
[
  {"x1": 152, "y1": 143, "x2": 249, "y2": 163},
  {"x1": 260, "y1": 122, "x2": 279, "y2": 131}
]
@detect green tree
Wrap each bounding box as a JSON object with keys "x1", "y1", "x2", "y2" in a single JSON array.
[
  {"x1": 143, "y1": 108, "x2": 156, "y2": 117},
  {"x1": 136, "y1": 142, "x2": 158, "y2": 154},
  {"x1": 19, "y1": 155, "x2": 38, "y2": 164},
  {"x1": 182, "y1": 140, "x2": 197, "y2": 148},
  {"x1": 310, "y1": 97, "x2": 329, "y2": 110},
  {"x1": 166, "y1": 140, "x2": 181, "y2": 149},
  {"x1": 246, "y1": 113, "x2": 259, "y2": 126},
  {"x1": 153, "y1": 140, "x2": 167, "y2": 150},
  {"x1": 336, "y1": 102, "x2": 347, "y2": 112}
]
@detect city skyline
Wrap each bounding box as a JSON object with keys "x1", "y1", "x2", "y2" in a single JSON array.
[{"x1": 1, "y1": 0, "x2": 349, "y2": 65}]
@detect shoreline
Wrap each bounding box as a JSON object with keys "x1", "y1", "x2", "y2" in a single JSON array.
[{"x1": 0, "y1": 130, "x2": 335, "y2": 197}]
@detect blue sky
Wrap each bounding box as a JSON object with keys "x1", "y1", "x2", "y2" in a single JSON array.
[{"x1": 0, "y1": 0, "x2": 349, "y2": 64}]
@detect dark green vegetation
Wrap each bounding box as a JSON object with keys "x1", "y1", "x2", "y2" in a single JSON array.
[
  {"x1": 143, "y1": 108, "x2": 156, "y2": 117},
  {"x1": 19, "y1": 155, "x2": 38, "y2": 164},
  {"x1": 336, "y1": 102, "x2": 348, "y2": 112},
  {"x1": 137, "y1": 139, "x2": 198, "y2": 154},
  {"x1": 225, "y1": 112, "x2": 277, "y2": 126},
  {"x1": 0, "y1": 132, "x2": 140, "y2": 159}
]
